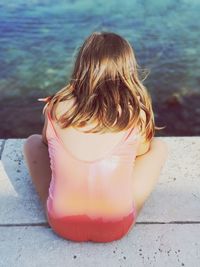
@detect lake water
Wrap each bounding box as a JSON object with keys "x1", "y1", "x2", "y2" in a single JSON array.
[{"x1": 1, "y1": 0, "x2": 200, "y2": 138}]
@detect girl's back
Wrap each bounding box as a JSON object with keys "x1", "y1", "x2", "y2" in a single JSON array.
[
  {"x1": 45, "y1": 97, "x2": 142, "y2": 242},
  {"x1": 53, "y1": 98, "x2": 136, "y2": 162}
]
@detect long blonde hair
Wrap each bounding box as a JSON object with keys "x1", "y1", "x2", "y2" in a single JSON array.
[{"x1": 44, "y1": 31, "x2": 165, "y2": 142}]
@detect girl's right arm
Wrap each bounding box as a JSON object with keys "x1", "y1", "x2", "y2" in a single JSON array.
[
  {"x1": 136, "y1": 136, "x2": 151, "y2": 156},
  {"x1": 136, "y1": 109, "x2": 151, "y2": 157}
]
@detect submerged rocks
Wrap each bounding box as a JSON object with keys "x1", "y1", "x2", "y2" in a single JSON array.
[{"x1": 164, "y1": 92, "x2": 184, "y2": 107}]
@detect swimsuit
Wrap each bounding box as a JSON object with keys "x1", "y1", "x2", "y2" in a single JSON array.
[
  {"x1": 45, "y1": 109, "x2": 141, "y2": 242},
  {"x1": 40, "y1": 98, "x2": 141, "y2": 242}
]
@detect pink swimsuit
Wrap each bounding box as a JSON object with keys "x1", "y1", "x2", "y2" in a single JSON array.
[{"x1": 44, "y1": 105, "x2": 141, "y2": 242}]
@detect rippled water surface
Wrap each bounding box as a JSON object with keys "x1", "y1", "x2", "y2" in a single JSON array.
[{"x1": 1, "y1": 0, "x2": 200, "y2": 137}]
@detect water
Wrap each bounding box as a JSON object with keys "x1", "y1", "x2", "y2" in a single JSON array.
[{"x1": 1, "y1": 0, "x2": 200, "y2": 137}]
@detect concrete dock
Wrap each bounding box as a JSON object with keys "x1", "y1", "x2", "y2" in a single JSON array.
[{"x1": 0, "y1": 137, "x2": 199, "y2": 267}]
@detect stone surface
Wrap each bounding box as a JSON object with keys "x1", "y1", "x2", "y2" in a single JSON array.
[
  {"x1": 0, "y1": 137, "x2": 200, "y2": 266},
  {"x1": 141, "y1": 136, "x2": 200, "y2": 222},
  {"x1": 0, "y1": 224, "x2": 199, "y2": 267},
  {"x1": 0, "y1": 139, "x2": 46, "y2": 224}
]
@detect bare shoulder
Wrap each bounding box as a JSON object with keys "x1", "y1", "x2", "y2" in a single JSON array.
[
  {"x1": 55, "y1": 98, "x2": 75, "y2": 119},
  {"x1": 136, "y1": 109, "x2": 150, "y2": 156}
]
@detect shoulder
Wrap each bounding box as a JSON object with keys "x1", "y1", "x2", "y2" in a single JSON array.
[
  {"x1": 55, "y1": 98, "x2": 75, "y2": 119},
  {"x1": 138, "y1": 109, "x2": 147, "y2": 136},
  {"x1": 41, "y1": 100, "x2": 51, "y2": 145},
  {"x1": 135, "y1": 109, "x2": 151, "y2": 156},
  {"x1": 139, "y1": 108, "x2": 146, "y2": 122}
]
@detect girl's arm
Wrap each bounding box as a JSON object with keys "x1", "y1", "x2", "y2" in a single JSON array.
[
  {"x1": 38, "y1": 97, "x2": 50, "y2": 146},
  {"x1": 42, "y1": 109, "x2": 48, "y2": 146},
  {"x1": 136, "y1": 109, "x2": 151, "y2": 157},
  {"x1": 136, "y1": 137, "x2": 150, "y2": 156}
]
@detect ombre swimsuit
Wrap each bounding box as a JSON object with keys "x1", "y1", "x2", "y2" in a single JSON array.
[{"x1": 45, "y1": 107, "x2": 141, "y2": 242}]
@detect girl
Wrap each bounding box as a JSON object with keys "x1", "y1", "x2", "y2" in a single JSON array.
[{"x1": 23, "y1": 31, "x2": 168, "y2": 243}]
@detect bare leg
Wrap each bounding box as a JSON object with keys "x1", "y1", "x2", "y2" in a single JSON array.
[
  {"x1": 132, "y1": 138, "x2": 168, "y2": 218},
  {"x1": 23, "y1": 134, "x2": 52, "y2": 218}
]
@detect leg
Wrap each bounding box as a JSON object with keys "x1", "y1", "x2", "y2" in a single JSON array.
[
  {"x1": 23, "y1": 134, "x2": 52, "y2": 217},
  {"x1": 132, "y1": 138, "x2": 168, "y2": 217}
]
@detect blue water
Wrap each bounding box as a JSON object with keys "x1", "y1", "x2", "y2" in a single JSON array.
[{"x1": 0, "y1": 0, "x2": 200, "y2": 137}]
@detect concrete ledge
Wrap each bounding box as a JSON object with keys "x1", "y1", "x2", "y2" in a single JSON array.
[{"x1": 0, "y1": 137, "x2": 200, "y2": 266}]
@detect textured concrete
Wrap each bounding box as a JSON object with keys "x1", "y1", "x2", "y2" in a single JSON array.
[
  {"x1": 0, "y1": 225, "x2": 199, "y2": 267},
  {"x1": 0, "y1": 137, "x2": 200, "y2": 266}
]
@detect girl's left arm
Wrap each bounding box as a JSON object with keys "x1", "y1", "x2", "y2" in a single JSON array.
[
  {"x1": 42, "y1": 110, "x2": 48, "y2": 146},
  {"x1": 38, "y1": 97, "x2": 50, "y2": 146}
]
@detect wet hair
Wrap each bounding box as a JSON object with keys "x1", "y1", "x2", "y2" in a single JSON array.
[{"x1": 44, "y1": 31, "x2": 165, "y2": 142}]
